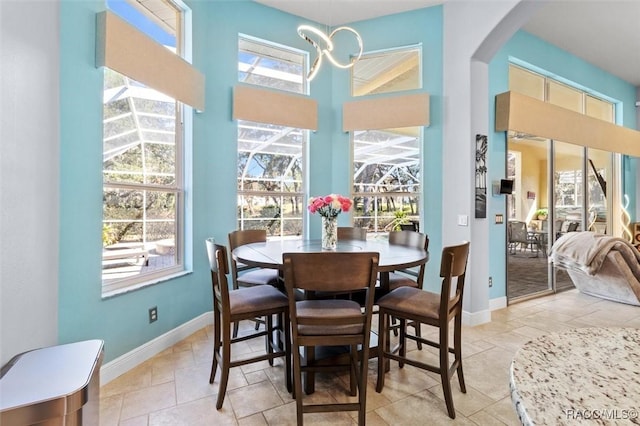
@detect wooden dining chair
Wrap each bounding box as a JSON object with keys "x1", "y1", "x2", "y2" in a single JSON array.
[
  {"x1": 228, "y1": 229, "x2": 281, "y2": 336},
  {"x1": 282, "y1": 251, "x2": 379, "y2": 426},
  {"x1": 379, "y1": 230, "x2": 429, "y2": 347},
  {"x1": 337, "y1": 226, "x2": 367, "y2": 241},
  {"x1": 376, "y1": 241, "x2": 470, "y2": 419},
  {"x1": 205, "y1": 238, "x2": 291, "y2": 409},
  {"x1": 228, "y1": 229, "x2": 280, "y2": 289},
  {"x1": 385, "y1": 230, "x2": 429, "y2": 292}
]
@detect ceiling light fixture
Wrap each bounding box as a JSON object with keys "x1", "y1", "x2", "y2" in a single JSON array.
[{"x1": 297, "y1": 24, "x2": 363, "y2": 81}]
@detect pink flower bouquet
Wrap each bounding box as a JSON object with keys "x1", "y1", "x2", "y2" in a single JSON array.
[{"x1": 307, "y1": 194, "x2": 353, "y2": 218}]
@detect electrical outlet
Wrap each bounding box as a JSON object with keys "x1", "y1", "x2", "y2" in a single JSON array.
[
  {"x1": 488, "y1": 277, "x2": 493, "y2": 287},
  {"x1": 149, "y1": 306, "x2": 158, "y2": 323}
]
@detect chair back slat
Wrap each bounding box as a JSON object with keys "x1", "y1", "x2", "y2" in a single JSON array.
[
  {"x1": 283, "y1": 252, "x2": 378, "y2": 293},
  {"x1": 388, "y1": 230, "x2": 429, "y2": 289},
  {"x1": 389, "y1": 230, "x2": 427, "y2": 249},
  {"x1": 205, "y1": 238, "x2": 231, "y2": 313},
  {"x1": 439, "y1": 242, "x2": 470, "y2": 318},
  {"x1": 228, "y1": 229, "x2": 267, "y2": 250},
  {"x1": 337, "y1": 227, "x2": 367, "y2": 241}
]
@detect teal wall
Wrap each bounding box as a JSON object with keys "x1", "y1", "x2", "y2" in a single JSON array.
[
  {"x1": 487, "y1": 30, "x2": 638, "y2": 300},
  {"x1": 59, "y1": 0, "x2": 213, "y2": 362},
  {"x1": 59, "y1": 0, "x2": 443, "y2": 362}
]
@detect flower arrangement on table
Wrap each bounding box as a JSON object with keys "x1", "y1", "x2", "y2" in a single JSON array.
[
  {"x1": 307, "y1": 194, "x2": 353, "y2": 218},
  {"x1": 307, "y1": 194, "x2": 353, "y2": 249}
]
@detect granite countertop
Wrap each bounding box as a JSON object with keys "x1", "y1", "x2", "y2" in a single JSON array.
[{"x1": 510, "y1": 327, "x2": 640, "y2": 425}]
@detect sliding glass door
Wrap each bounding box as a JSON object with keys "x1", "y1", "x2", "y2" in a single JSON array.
[{"x1": 506, "y1": 135, "x2": 553, "y2": 301}]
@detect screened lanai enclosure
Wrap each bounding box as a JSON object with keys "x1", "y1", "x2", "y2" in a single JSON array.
[
  {"x1": 102, "y1": 69, "x2": 181, "y2": 284},
  {"x1": 235, "y1": 123, "x2": 421, "y2": 237},
  {"x1": 236, "y1": 36, "x2": 422, "y2": 237}
]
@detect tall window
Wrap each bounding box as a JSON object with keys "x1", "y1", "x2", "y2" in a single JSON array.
[
  {"x1": 102, "y1": 0, "x2": 187, "y2": 292},
  {"x1": 352, "y1": 127, "x2": 421, "y2": 233},
  {"x1": 350, "y1": 46, "x2": 422, "y2": 233},
  {"x1": 237, "y1": 36, "x2": 308, "y2": 237}
]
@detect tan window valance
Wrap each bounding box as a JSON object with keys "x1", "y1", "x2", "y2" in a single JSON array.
[
  {"x1": 96, "y1": 11, "x2": 205, "y2": 111},
  {"x1": 496, "y1": 91, "x2": 640, "y2": 157},
  {"x1": 343, "y1": 93, "x2": 430, "y2": 131},
  {"x1": 232, "y1": 85, "x2": 318, "y2": 130}
]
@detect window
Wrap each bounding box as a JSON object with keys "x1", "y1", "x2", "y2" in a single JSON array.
[
  {"x1": 237, "y1": 36, "x2": 308, "y2": 237},
  {"x1": 350, "y1": 46, "x2": 423, "y2": 233},
  {"x1": 509, "y1": 64, "x2": 615, "y2": 123},
  {"x1": 351, "y1": 45, "x2": 421, "y2": 97},
  {"x1": 102, "y1": 0, "x2": 187, "y2": 293},
  {"x1": 352, "y1": 127, "x2": 421, "y2": 233}
]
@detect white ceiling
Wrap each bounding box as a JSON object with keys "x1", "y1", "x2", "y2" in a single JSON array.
[{"x1": 254, "y1": 0, "x2": 640, "y2": 87}]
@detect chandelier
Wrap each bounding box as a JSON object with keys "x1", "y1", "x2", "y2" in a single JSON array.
[{"x1": 297, "y1": 24, "x2": 363, "y2": 81}]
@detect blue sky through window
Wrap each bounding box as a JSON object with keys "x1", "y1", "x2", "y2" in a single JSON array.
[{"x1": 107, "y1": 0, "x2": 175, "y2": 47}]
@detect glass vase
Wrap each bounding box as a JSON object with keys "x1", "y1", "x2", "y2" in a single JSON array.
[{"x1": 321, "y1": 216, "x2": 338, "y2": 250}]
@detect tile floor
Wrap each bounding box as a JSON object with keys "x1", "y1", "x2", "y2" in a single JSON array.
[{"x1": 99, "y1": 289, "x2": 640, "y2": 425}]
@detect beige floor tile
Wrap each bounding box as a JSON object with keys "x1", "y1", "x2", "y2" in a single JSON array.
[
  {"x1": 460, "y1": 347, "x2": 513, "y2": 401},
  {"x1": 120, "y1": 381, "x2": 176, "y2": 421},
  {"x1": 174, "y1": 361, "x2": 223, "y2": 405},
  {"x1": 99, "y1": 393, "x2": 123, "y2": 426},
  {"x1": 572, "y1": 305, "x2": 640, "y2": 326},
  {"x1": 101, "y1": 290, "x2": 636, "y2": 425},
  {"x1": 228, "y1": 380, "x2": 286, "y2": 418},
  {"x1": 238, "y1": 412, "x2": 269, "y2": 425},
  {"x1": 375, "y1": 392, "x2": 476, "y2": 425},
  {"x1": 372, "y1": 362, "x2": 438, "y2": 402},
  {"x1": 427, "y1": 383, "x2": 496, "y2": 418},
  {"x1": 483, "y1": 330, "x2": 536, "y2": 355},
  {"x1": 101, "y1": 364, "x2": 153, "y2": 398},
  {"x1": 480, "y1": 396, "x2": 521, "y2": 426},
  {"x1": 119, "y1": 415, "x2": 149, "y2": 426},
  {"x1": 263, "y1": 399, "x2": 354, "y2": 425},
  {"x1": 468, "y1": 410, "x2": 508, "y2": 425},
  {"x1": 148, "y1": 396, "x2": 235, "y2": 426}
]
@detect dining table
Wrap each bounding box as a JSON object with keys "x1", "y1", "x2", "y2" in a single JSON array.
[
  {"x1": 232, "y1": 237, "x2": 429, "y2": 292},
  {"x1": 232, "y1": 237, "x2": 430, "y2": 393}
]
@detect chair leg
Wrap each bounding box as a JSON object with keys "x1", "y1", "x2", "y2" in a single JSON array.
[
  {"x1": 210, "y1": 310, "x2": 221, "y2": 384},
  {"x1": 399, "y1": 318, "x2": 406, "y2": 369},
  {"x1": 454, "y1": 314, "x2": 466, "y2": 393},
  {"x1": 232, "y1": 320, "x2": 239, "y2": 338},
  {"x1": 391, "y1": 315, "x2": 399, "y2": 336},
  {"x1": 413, "y1": 321, "x2": 422, "y2": 350},
  {"x1": 266, "y1": 314, "x2": 274, "y2": 366},
  {"x1": 283, "y1": 312, "x2": 292, "y2": 393},
  {"x1": 216, "y1": 324, "x2": 232, "y2": 409},
  {"x1": 358, "y1": 345, "x2": 367, "y2": 425},
  {"x1": 304, "y1": 347, "x2": 316, "y2": 395},
  {"x1": 439, "y1": 325, "x2": 455, "y2": 419},
  {"x1": 376, "y1": 311, "x2": 388, "y2": 393},
  {"x1": 349, "y1": 345, "x2": 357, "y2": 396},
  {"x1": 292, "y1": 342, "x2": 304, "y2": 426}
]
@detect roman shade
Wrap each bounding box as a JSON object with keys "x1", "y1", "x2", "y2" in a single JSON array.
[
  {"x1": 96, "y1": 11, "x2": 205, "y2": 111},
  {"x1": 496, "y1": 91, "x2": 640, "y2": 157},
  {"x1": 232, "y1": 85, "x2": 318, "y2": 130},
  {"x1": 343, "y1": 93, "x2": 430, "y2": 131}
]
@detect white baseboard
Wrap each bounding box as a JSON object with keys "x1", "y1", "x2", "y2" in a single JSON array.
[
  {"x1": 100, "y1": 311, "x2": 213, "y2": 385},
  {"x1": 462, "y1": 309, "x2": 491, "y2": 326},
  {"x1": 490, "y1": 296, "x2": 507, "y2": 311}
]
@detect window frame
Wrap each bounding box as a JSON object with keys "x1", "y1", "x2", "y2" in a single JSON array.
[
  {"x1": 236, "y1": 35, "x2": 309, "y2": 239},
  {"x1": 101, "y1": 0, "x2": 191, "y2": 296},
  {"x1": 351, "y1": 127, "x2": 423, "y2": 234}
]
